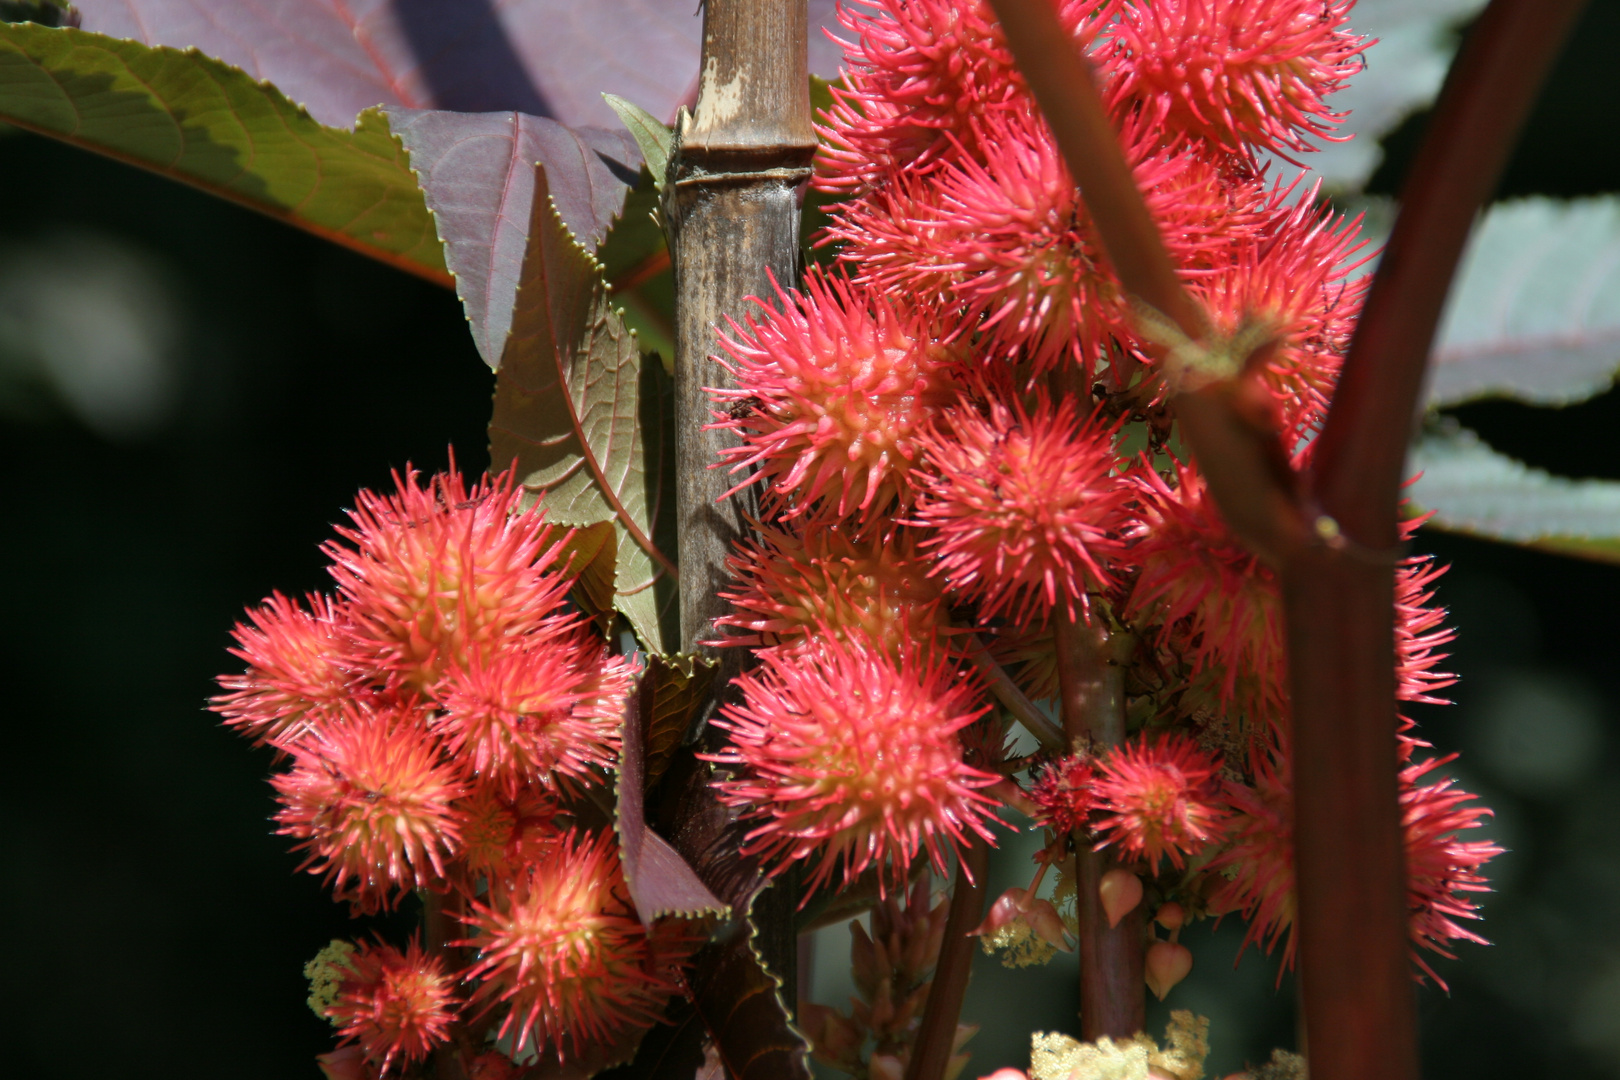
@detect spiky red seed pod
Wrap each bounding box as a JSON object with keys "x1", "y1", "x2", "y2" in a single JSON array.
[
  {"x1": 1205, "y1": 736, "x2": 1297, "y2": 968},
  {"x1": 1126, "y1": 459, "x2": 1287, "y2": 719},
  {"x1": 1210, "y1": 736, "x2": 1501, "y2": 984},
  {"x1": 831, "y1": 110, "x2": 1248, "y2": 374},
  {"x1": 326, "y1": 939, "x2": 458, "y2": 1074},
  {"x1": 1396, "y1": 548, "x2": 1458, "y2": 706},
  {"x1": 1191, "y1": 189, "x2": 1371, "y2": 445},
  {"x1": 325, "y1": 466, "x2": 572, "y2": 692},
  {"x1": 433, "y1": 636, "x2": 632, "y2": 796},
  {"x1": 1105, "y1": 0, "x2": 1367, "y2": 159},
  {"x1": 716, "y1": 522, "x2": 951, "y2": 656},
  {"x1": 916, "y1": 394, "x2": 1129, "y2": 624},
  {"x1": 1029, "y1": 754, "x2": 1097, "y2": 835},
  {"x1": 458, "y1": 830, "x2": 684, "y2": 1060},
  {"x1": 1401, "y1": 756, "x2": 1503, "y2": 986},
  {"x1": 213, "y1": 591, "x2": 359, "y2": 747},
  {"x1": 453, "y1": 784, "x2": 564, "y2": 888},
  {"x1": 272, "y1": 702, "x2": 464, "y2": 910},
  {"x1": 815, "y1": 0, "x2": 1117, "y2": 191},
  {"x1": 707, "y1": 639, "x2": 1001, "y2": 895},
  {"x1": 710, "y1": 272, "x2": 965, "y2": 523},
  {"x1": 1091, "y1": 733, "x2": 1226, "y2": 872}
]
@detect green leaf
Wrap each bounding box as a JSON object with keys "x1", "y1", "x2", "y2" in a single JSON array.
[
  {"x1": 603, "y1": 93, "x2": 673, "y2": 193},
  {"x1": 644, "y1": 653, "x2": 717, "y2": 789},
  {"x1": 488, "y1": 167, "x2": 679, "y2": 654},
  {"x1": 1428, "y1": 197, "x2": 1620, "y2": 409},
  {"x1": 0, "y1": 22, "x2": 446, "y2": 283},
  {"x1": 1409, "y1": 425, "x2": 1620, "y2": 563}
]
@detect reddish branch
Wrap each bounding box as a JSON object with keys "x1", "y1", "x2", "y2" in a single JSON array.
[
  {"x1": 904, "y1": 840, "x2": 989, "y2": 1080},
  {"x1": 986, "y1": 0, "x2": 1584, "y2": 1072}
]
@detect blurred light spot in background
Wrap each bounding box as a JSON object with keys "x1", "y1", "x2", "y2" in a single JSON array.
[
  {"x1": 0, "y1": 229, "x2": 184, "y2": 439},
  {"x1": 1473, "y1": 670, "x2": 1605, "y2": 797}
]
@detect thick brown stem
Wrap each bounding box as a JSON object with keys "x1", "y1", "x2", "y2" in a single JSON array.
[
  {"x1": 667, "y1": 0, "x2": 816, "y2": 675},
  {"x1": 665, "y1": 0, "x2": 816, "y2": 1015},
  {"x1": 905, "y1": 841, "x2": 990, "y2": 1080},
  {"x1": 1052, "y1": 614, "x2": 1144, "y2": 1040}
]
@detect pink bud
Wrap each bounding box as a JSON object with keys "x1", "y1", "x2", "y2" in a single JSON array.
[
  {"x1": 1154, "y1": 901, "x2": 1186, "y2": 931},
  {"x1": 1098, "y1": 868, "x2": 1143, "y2": 928},
  {"x1": 1145, "y1": 940, "x2": 1193, "y2": 1001},
  {"x1": 978, "y1": 1071, "x2": 1030, "y2": 1080},
  {"x1": 972, "y1": 887, "x2": 1032, "y2": 938},
  {"x1": 870, "y1": 1053, "x2": 906, "y2": 1080}
]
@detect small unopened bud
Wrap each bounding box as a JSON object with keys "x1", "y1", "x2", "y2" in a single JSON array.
[
  {"x1": 977, "y1": 1071, "x2": 1030, "y2": 1080},
  {"x1": 1099, "y1": 868, "x2": 1143, "y2": 928},
  {"x1": 870, "y1": 1053, "x2": 906, "y2": 1080},
  {"x1": 1154, "y1": 901, "x2": 1186, "y2": 932},
  {"x1": 1145, "y1": 940, "x2": 1194, "y2": 1001}
]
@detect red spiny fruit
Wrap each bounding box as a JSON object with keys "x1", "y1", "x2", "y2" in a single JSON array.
[
  {"x1": 273, "y1": 702, "x2": 464, "y2": 909},
  {"x1": 453, "y1": 785, "x2": 563, "y2": 887},
  {"x1": 1126, "y1": 460, "x2": 1286, "y2": 718},
  {"x1": 716, "y1": 522, "x2": 951, "y2": 656},
  {"x1": 914, "y1": 394, "x2": 1129, "y2": 623},
  {"x1": 213, "y1": 591, "x2": 359, "y2": 748},
  {"x1": 815, "y1": 0, "x2": 1116, "y2": 191},
  {"x1": 1209, "y1": 736, "x2": 1500, "y2": 982},
  {"x1": 1191, "y1": 189, "x2": 1370, "y2": 444},
  {"x1": 707, "y1": 639, "x2": 1001, "y2": 894},
  {"x1": 325, "y1": 466, "x2": 572, "y2": 692},
  {"x1": 1030, "y1": 754, "x2": 1097, "y2": 835},
  {"x1": 1092, "y1": 733, "x2": 1226, "y2": 871},
  {"x1": 1206, "y1": 735, "x2": 1296, "y2": 969},
  {"x1": 710, "y1": 272, "x2": 964, "y2": 523},
  {"x1": 1396, "y1": 549, "x2": 1457, "y2": 706},
  {"x1": 326, "y1": 939, "x2": 458, "y2": 1074},
  {"x1": 1106, "y1": 0, "x2": 1367, "y2": 159},
  {"x1": 1402, "y1": 756, "x2": 1501, "y2": 987},
  {"x1": 832, "y1": 110, "x2": 1241, "y2": 374},
  {"x1": 459, "y1": 830, "x2": 683, "y2": 1060},
  {"x1": 433, "y1": 637, "x2": 632, "y2": 796}
]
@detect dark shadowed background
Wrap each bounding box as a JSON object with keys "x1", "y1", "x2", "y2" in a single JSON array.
[{"x1": 6, "y1": 4, "x2": 1620, "y2": 1077}]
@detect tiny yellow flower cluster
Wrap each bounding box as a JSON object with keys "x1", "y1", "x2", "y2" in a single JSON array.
[
  {"x1": 302, "y1": 939, "x2": 358, "y2": 1023},
  {"x1": 1030, "y1": 1011, "x2": 1209, "y2": 1080}
]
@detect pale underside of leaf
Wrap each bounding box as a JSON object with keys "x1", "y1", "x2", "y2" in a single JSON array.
[
  {"x1": 1428, "y1": 197, "x2": 1620, "y2": 409},
  {"x1": 386, "y1": 106, "x2": 639, "y2": 368},
  {"x1": 0, "y1": 22, "x2": 446, "y2": 280},
  {"x1": 487, "y1": 167, "x2": 677, "y2": 653},
  {"x1": 1291, "y1": 0, "x2": 1488, "y2": 193},
  {"x1": 1409, "y1": 425, "x2": 1620, "y2": 563}
]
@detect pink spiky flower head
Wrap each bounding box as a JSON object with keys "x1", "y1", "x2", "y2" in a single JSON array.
[
  {"x1": 708, "y1": 637, "x2": 1001, "y2": 895},
  {"x1": 433, "y1": 634, "x2": 634, "y2": 796},
  {"x1": 453, "y1": 785, "x2": 564, "y2": 888},
  {"x1": 1030, "y1": 754, "x2": 1097, "y2": 836},
  {"x1": 914, "y1": 393, "x2": 1130, "y2": 624},
  {"x1": 711, "y1": 272, "x2": 964, "y2": 523},
  {"x1": 326, "y1": 939, "x2": 458, "y2": 1074},
  {"x1": 213, "y1": 591, "x2": 359, "y2": 748},
  {"x1": 272, "y1": 701, "x2": 464, "y2": 910},
  {"x1": 1106, "y1": 0, "x2": 1367, "y2": 159},
  {"x1": 1091, "y1": 733, "x2": 1227, "y2": 872},
  {"x1": 816, "y1": 0, "x2": 1117, "y2": 191},
  {"x1": 325, "y1": 465, "x2": 572, "y2": 692},
  {"x1": 716, "y1": 522, "x2": 951, "y2": 657},
  {"x1": 832, "y1": 109, "x2": 1246, "y2": 374},
  {"x1": 1126, "y1": 459, "x2": 1286, "y2": 720},
  {"x1": 459, "y1": 830, "x2": 685, "y2": 1060}
]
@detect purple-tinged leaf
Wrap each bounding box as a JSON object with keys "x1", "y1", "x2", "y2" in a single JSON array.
[
  {"x1": 0, "y1": 22, "x2": 447, "y2": 281},
  {"x1": 617, "y1": 660, "x2": 727, "y2": 927},
  {"x1": 68, "y1": 1, "x2": 850, "y2": 132},
  {"x1": 387, "y1": 106, "x2": 638, "y2": 367},
  {"x1": 488, "y1": 166, "x2": 678, "y2": 652}
]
